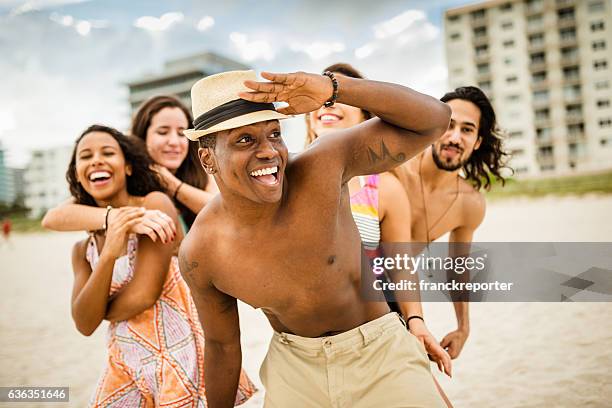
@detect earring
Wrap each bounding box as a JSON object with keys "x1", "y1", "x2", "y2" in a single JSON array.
[{"x1": 206, "y1": 167, "x2": 217, "y2": 174}]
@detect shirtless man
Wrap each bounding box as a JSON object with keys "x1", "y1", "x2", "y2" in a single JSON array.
[
  {"x1": 179, "y1": 69, "x2": 452, "y2": 407},
  {"x1": 392, "y1": 86, "x2": 508, "y2": 359}
]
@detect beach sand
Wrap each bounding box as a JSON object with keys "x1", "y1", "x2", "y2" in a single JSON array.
[{"x1": 1, "y1": 195, "x2": 611, "y2": 407}]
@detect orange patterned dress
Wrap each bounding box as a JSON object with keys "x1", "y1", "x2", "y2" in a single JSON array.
[{"x1": 86, "y1": 235, "x2": 257, "y2": 407}]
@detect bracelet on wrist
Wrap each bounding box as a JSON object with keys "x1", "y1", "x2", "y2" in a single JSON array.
[
  {"x1": 173, "y1": 181, "x2": 184, "y2": 200},
  {"x1": 102, "y1": 205, "x2": 113, "y2": 232},
  {"x1": 322, "y1": 71, "x2": 338, "y2": 107},
  {"x1": 406, "y1": 315, "x2": 424, "y2": 330}
]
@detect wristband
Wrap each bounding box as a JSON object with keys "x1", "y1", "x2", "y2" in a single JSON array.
[
  {"x1": 322, "y1": 71, "x2": 338, "y2": 107},
  {"x1": 102, "y1": 205, "x2": 112, "y2": 231},
  {"x1": 173, "y1": 181, "x2": 184, "y2": 200},
  {"x1": 406, "y1": 315, "x2": 424, "y2": 329}
]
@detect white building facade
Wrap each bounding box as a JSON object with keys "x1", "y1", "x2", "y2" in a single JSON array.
[{"x1": 445, "y1": 0, "x2": 612, "y2": 177}]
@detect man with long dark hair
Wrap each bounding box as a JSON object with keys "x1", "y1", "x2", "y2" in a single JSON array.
[{"x1": 393, "y1": 86, "x2": 510, "y2": 360}]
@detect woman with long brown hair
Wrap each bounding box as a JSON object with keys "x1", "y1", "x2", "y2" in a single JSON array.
[{"x1": 43, "y1": 95, "x2": 216, "y2": 236}]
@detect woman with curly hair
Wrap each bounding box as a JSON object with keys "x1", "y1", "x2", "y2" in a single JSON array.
[
  {"x1": 43, "y1": 95, "x2": 216, "y2": 237},
  {"x1": 66, "y1": 125, "x2": 256, "y2": 406}
]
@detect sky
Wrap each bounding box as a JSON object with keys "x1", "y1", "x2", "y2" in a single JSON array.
[{"x1": 0, "y1": 0, "x2": 476, "y2": 167}]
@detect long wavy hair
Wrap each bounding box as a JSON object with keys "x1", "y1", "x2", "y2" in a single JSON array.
[
  {"x1": 304, "y1": 63, "x2": 373, "y2": 147},
  {"x1": 441, "y1": 86, "x2": 511, "y2": 190},
  {"x1": 66, "y1": 125, "x2": 163, "y2": 206},
  {"x1": 130, "y1": 95, "x2": 208, "y2": 227}
]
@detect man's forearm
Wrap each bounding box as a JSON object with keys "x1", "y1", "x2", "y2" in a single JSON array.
[
  {"x1": 334, "y1": 75, "x2": 450, "y2": 137},
  {"x1": 204, "y1": 340, "x2": 242, "y2": 408}
]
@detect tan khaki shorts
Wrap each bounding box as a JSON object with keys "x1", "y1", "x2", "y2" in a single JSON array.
[{"x1": 260, "y1": 313, "x2": 446, "y2": 408}]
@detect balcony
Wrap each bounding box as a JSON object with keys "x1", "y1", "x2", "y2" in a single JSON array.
[
  {"x1": 531, "y1": 79, "x2": 549, "y2": 91},
  {"x1": 556, "y1": 0, "x2": 575, "y2": 8},
  {"x1": 471, "y1": 16, "x2": 488, "y2": 28},
  {"x1": 557, "y1": 20, "x2": 576, "y2": 30},
  {"x1": 559, "y1": 35, "x2": 577, "y2": 47},
  {"x1": 473, "y1": 34, "x2": 489, "y2": 46},
  {"x1": 525, "y1": 3, "x2": 544, "y2": 15},
  {"x1": 566, "y1": 132, "x2": 585, "y2": 143},
  {"x1": 536, "y1": 155, "x2": 555, "y2": 167},
  {"x1": 564, "y1": 93, "x2": 582, "y2": 104},
  {"x1": 565, "y1": 113, "x2": 583, "y2": 124}
]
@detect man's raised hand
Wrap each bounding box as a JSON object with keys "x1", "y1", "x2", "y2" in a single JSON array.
[{"x1": 239, "y1": 71, "x2": 334, "y2": 115}]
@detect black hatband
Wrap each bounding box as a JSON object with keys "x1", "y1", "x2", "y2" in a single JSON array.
[{"x1": 193, "y1": 99, "x2": 276, "y2": 131}]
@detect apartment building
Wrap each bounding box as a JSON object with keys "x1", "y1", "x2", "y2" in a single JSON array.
[{"x1": 445, "y1": 0, "x2": 612, "y2": 177}]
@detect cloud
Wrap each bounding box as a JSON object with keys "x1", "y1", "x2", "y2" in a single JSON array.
[
  {"x1": 49, "y1": 12, "x2": 108, "y2": 36},
  {"x1": 7, "y1": 0, "x2": 90, "y2": 17},
  {"x1": 196, "y1": 15, "x2": 214, "y2": 31},
  {"x1": 229, "y1": 32, "x2": 275, "y2": 61},
  {"x1": 134, "y1": 12, "x2": 184, "y2": 32},
  {"x1": 355, "y1": 42, "x2": 377, "y2": 59},
  {"x1": 289, "y1": 41, "x2": 345, "y2": 60},
  {"x1": 373, "y1": 10, "x2": 427, "y2": 39}
]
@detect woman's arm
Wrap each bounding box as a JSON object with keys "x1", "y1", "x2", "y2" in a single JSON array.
[
  {"x1": 155, "y1": 164, "x2": 217, "y2": 214},
  {"x1": 42, "y1": 200, "x2": 176, "y2": 243},
  {"x1": 104, "y1": 192, "x2": 179, "y2": 322},
  {"x1": 70, "y1": 208, "x2": 145, "y2": 336}
]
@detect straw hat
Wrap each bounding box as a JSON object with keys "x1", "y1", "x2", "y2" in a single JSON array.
[{"x1": 184, "y1": 70, "x2": 288, "y2": 141}]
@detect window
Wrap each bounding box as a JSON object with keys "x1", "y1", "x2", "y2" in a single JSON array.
[
  {"x1": 566, "y1": 104, "x2": 582, "y2": 117},
  {"x1": 477, "y1": 63, "x2": 490, "y2": 74},
  {"x1": 595, "y1": 80, "x2": 610, "y2": 89},
  {"x1": 475, "y1": 44, "x2": 488, "y2": 55},
  {"x1": 474, "y1": 27, "x2": 487, "y2": 38},
  {"x1": 531, "y1": 52, "x2": 546, "y2": 64},
  {"x1": 537, "y1": 128, "x2": 552, "y2": 140},
  {"x1": 533, "y1": 90, "x2": 549, "y2": 102},
  {"x1": 529, "y1": 33, "x2": 545, "y2": 46},
  {"x1": 504, "y1": 57, "x2": 514, "y2": 66},
  {"x1": 511, "y1": 148, "x2": 524, "y2": 157},
  {"x1": 589, "y1": 1, "x2": 606, "y2": 12},
  {"x1": 594, "y1": 60, "x2": 608, "y2": 70},
  {"x1": 506, "y1": 94, "x2": 520, "y2": 102},
  {"x1": 564, "y1": 84, "x2": 581, "y2": 100},
  {"x1": 509, "y1": 131, "x2": 523, "y2": 139},
  {"x1": 568, "y1": 123, "x2": 585, "y2": 135},
  {"x1": 538, "y1": 146, "x2": 554, "y2": 156},
  {"x1": 533, "y1": 71, "x2": 547, "y2": 83},
  {"x1": 563, "y1": 66, "x2": 580, "y2": 80},
  {"x1": 559, "y1": 27, "x2": 576, "y2": 41},
  {"x1": 528, "y1": 14, "x2": 544, "y2": 27},
  {"x1": 503, "y1": 39, "x2": 515, "y2": 48},
  {"x1": 506, "y1": 75, "x2": 518, "y2": 84},
  {"x1": 597, "y1": 99, "x2": 610, "y2": 108},
  {"x1": 593, "y1": 40, "x2": 606, "y2": 51},
  {"x1": 478, "y1": 81, "x2": 491, "y2": 91},
  {"x1": 471, "y1": 9, "x2": 486, "y2": 19},
  {"x1": 500, "y1": 3, "x2": 513, "y2": 11},
  {"x1": 526, "y1": 0, "x2": 544, "y2": 12},
  {"x1": 601, "y1": 139, "x2": 609, "y2": 146},
  {"x1": 600, "y1": 119, "x2": 612, "y2": 128},
  {"x1": 591, "y1": 21, "x2": 605, "y2": 31},
  {"x1": 561, "y1": 47, "x2": 578, "y2": 59},
  {"x1": 502, "y1": 21, "x2": 513, "y2": 30},
  {"x1": 536, "y1": 108, "x2": 550, "y2": 120},
  {"x1": 557, "y1": 7, "x2": 575, "y2": 22},
  {"x1": 451, "y1": 32, "x2": 461, "y2": 40},
  {"x1": 448, "y1": 15, "x2": 460, "y2": 22}
]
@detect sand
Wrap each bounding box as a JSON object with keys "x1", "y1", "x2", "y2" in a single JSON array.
[{"x1": 0, "y1": 195, "x2": 611, "y2": 407}]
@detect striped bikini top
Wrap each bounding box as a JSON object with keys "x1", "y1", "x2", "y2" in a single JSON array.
[{"x1": 350, "y1": 174, "x2": 380, "y2": 249}]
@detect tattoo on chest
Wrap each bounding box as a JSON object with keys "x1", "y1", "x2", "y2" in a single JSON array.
[
  {"x1": 367, "y1": 140, "x2": 406, "y2": 165},
  {"x1": 178, "y1": 253, "x2": 199, "y2": 281}
]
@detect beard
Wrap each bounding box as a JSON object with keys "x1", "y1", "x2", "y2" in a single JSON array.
[{"x1": 431, "y1": 143, "x2": 470, "y2": 172}]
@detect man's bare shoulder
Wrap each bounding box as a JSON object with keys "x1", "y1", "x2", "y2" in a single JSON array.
[
  {"x1": 179, "y1": 197, "x2": 223, "y2": 287},
  {"x1": 458, "y1": 178, "x2": 486, "y2": 229}
]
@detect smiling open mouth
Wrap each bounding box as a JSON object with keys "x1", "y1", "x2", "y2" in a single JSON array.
[
  {"x1": 249, "y1": 166, "x2": 279, "y2": 185},
  {"x1": 318, "y1": 113, "x2": 342, "y2": 124},
  {"x1": 88, "y1": 170, "x2": 111, "y2": 185}
]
